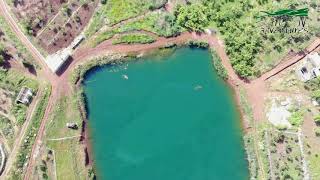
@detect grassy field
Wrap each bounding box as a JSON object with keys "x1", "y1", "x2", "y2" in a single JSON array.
[
  {"x1": 112, "y1": 33, "x2": 156, "y2": 45},
  {"x1": 0, "y1": 68, "x2": 38, "y2": 92},
  {"x1": 85, "y1": 0, "x2": 167, "y2": 37},
  {"x1": 118, "y1": 10, "x2": 180, "y2": 37},
  {"x1": 89, "y1": 10, "x2": 180, "y2": 47},
  {"x1": 307, "y1": 147, "x2": 320, "y2": 179},
  {"x1": 44, "y1": 94, "x2": 87, "y2": 179}
]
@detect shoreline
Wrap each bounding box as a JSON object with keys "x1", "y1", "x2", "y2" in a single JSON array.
[{"x1": 73, "y1": 45, "x2": 251, "y2": 177}]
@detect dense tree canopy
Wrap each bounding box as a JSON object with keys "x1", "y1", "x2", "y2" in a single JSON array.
[{"x1": 175, "y1": 3, "x2": 209, "y2": 32}]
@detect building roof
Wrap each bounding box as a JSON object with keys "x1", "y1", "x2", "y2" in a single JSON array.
[
  {"x1": 307, "y1": 52, "x2": 320, "y2": 67},
  {"x1": 45, "y1": 48, "x2": 72, "y2": 73},
  {"x1": 16, "y1": 87, "x2": 33, "y2": 104}
]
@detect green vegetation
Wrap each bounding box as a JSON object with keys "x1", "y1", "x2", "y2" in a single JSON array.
[
  {"x1": 86, "y1": 0, "x2": 320, "y2": 78},
  {"x1": 10, "y1": 85, "x2": 51, "y2": 180},
  {"x1": 85, "y1": 0, "x2": 167, "y2": 37},
  {"x1": 314, "y1": 114, "x2": 320, "y2": 125},
  {"x1": 0, "y1": 43, "x2": 5, "y2": 65},
  {"x1": 0, "y1": 115, "x2": 15, "y2": 147},
  {"x1": 119, "y1": 11, "x2": 180, "y2": 37},
  {"x1": 311, "y1": 89, "x2": 320, "y2": 102},
  {"x1": 90, "y1": 10, "x2": 180, "y2": 47},
  {"x1": 70, "y1": 54, "x2": 126, "y2": 85},
  {"x1": 269, "y1": 130, "x2": 304, "y2": 179},
  {"x1": 244, "y1": 133, "x2": 259, "y2": 179},
  {"x1": 112, "y1": 33, "x2": 155, "y2": 45},
  {"x1": 0, "y1": 16, "x2": 34, "y2": 65},
  {"x1": 239, "y1": 87, "x2": 254, "y2": 126},
  {"x1": 315, "y1": 128, "x2": 320, "y2": 137},
  {"x1": 210, "y1": 48, "x2": 227, "y2": 80},
  {"x1": 104, "y1": 0, "x2": 166, "y2": 25},
  {"x1": 173, "y1": 0, "x2": 319, "y2": 77},
  {"x1": 0, "y1": 68, "x2": 38, "y2": 130},
  {"x1": 91, "y1": 29, "x2": 119, "y2": 47},
  {"x1": 307, "y1": 149, "x2": 320, "y2": 179},
  {"x1": 11, "y1": 104, "x2": 27, "y2": 126},
  {"x1": 202, "y1": 1, "x2": 262, "y2": 78},
  {"x1": 45, "y1": 94, "x2": 87, "y2": 179},
  {"x1": 0, "y1": 67, "x2": 38, "y2": 92},
  {"x1": 288, "y1": 110, "x2": 304, "y2": 127},
  {"x1": 175, "y1": 3, "x2": 209, "y2": 32},
  {"x1": 187, "y1": 40, "x2": 209, "y2": 49}
]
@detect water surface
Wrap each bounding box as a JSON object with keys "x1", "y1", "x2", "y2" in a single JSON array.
[{"x1": 84, "y1": 48, "x2": 249, "y2": 180}]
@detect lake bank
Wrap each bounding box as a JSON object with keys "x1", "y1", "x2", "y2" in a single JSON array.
[{"x1": 82, "y1": 48, "x2": 249, "y2": 179}]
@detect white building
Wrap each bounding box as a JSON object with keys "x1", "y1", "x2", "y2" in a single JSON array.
[
  {"x1": 16, "y1": 87, "x2": 33, "y2": 105},
  {"x1": 45, "y1": 48, "x2": 72, "y2": 73},
  {"x1": 296, "y1": 52, "x2": 320, "y2": 82},
  {"x1": 307, "y1": 52, "x2": 320, "y2": 67},
  {"x1": 45, "y1": 33, "x2": 85, "y2": 73}
]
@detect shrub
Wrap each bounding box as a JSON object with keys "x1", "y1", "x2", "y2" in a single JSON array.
[
  {"x1": 314, "y1": 115, "x2": 320, "y2": 125},
  {"x1": 187, "y1": 40, "x2": 209, "y2": 49},
  {"x1": 210, "y1": 48, "x2": 228, "y2": 80},
  {"x1": 315, "y1": 127, "x2": 320, "y2": 137},
  {"x1": 175, "y1": 3, "x2": 209, "y2": 32},
  {"x1": 288, "y1": 110, "x2": 304, "y2": 126},
  {"x1": 11, "y1": 104, "x2": 27, "y2": 125},
  {"x1": 112, "y1": 33, "x2": 155, "y2": 45}
]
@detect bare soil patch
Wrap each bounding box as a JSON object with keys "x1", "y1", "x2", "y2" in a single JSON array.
[
  {"x1": 0, "y1": 89, "x2": 13, "y2": 115},
  {"x1": 11, "y1": 0, "x2": 63, "y2": 35},
  {"x1": 36, "y1": 0, "x2": 99, "y2": 54}
]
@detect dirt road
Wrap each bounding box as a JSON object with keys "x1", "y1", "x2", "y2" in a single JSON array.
[
  {"x1": 0, "y1": 89, "x2": 43, "y2": 178},
  {"x1": 2, "y1": 0, "x2": 320, "y2": 178}
]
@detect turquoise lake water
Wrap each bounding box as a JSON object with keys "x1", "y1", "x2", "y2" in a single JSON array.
[{"x1": 84, "y1": 48, "x2": 249, "y2": 180}]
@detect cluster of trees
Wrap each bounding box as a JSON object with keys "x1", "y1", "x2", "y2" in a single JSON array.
[
  {"x1": 174, "y1": 1, "x2": 262, "y2": 77},
  {"x1": 174, "y1": 0, "x2": 320, "y2": 77},
  {"x1": 204, "y1": 0, "x2": 262, "y2": 77},
  {"x1": 174, "y1": 3, "x2": 209, "y2": 32}
]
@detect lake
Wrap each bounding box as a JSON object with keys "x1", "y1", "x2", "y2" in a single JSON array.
[{"x1": 84, "y1": 48, "x2": 249, "y2": 180}]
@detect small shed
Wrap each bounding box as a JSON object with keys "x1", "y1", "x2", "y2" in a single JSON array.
[{"x1": 15, "y1": 87, "x2": 33, "y2": 105}]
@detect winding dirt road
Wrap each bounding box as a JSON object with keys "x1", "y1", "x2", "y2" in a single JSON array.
[{"x1": 1, "y1": 0, "x2": 320, "y2": 179}]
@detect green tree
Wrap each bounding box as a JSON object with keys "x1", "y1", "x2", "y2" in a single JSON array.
[{"x1": 175, "y1": 4, "x2": 209, "y2": 32}]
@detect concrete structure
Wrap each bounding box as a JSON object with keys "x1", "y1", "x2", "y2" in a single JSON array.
[
  {"x1": 15, "y1": 87, "x2": 33, "y2": 105},
  {"x1": 45, "y1": 33, "x2": 85, "y2": 73},
  {"x1": 296, "y1": 52, "x2": 320, "y2": 82},
  {"x1": 45, "y1": 48, "x2": 72, "y2": 73},
  {"x1": 71, "y1": 33, "x2": 85, "y2": 49},
  {"x1": 307, "y1": 52, "x2": 320, "y2": 67}
]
